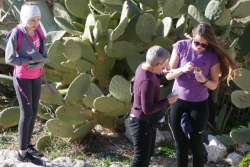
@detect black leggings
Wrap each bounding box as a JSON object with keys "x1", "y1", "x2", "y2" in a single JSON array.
[
  {"x1": 13, "y1": 76, "x2": 41, "y2": 150},
  {"x1": 170, "y1": 99, "x2": 209, "y2": 167}
]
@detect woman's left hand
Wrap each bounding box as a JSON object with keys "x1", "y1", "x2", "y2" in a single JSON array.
[{"x1": 195, "y1": 73, "x2": 207, "y2": 83}]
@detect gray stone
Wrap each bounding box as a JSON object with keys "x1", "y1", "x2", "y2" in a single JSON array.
[
  {"x1": 225, "y1": 152, "x2": 243, "y2": 165},
  {"x1": 51, "y1": 157, "x2": 87, "y2": 167},
  {"x1": 160, "y1": 131, "x2": 173, "y2": 141},
  {"x1": 237, "y1": 144, "x2": 250, "y2": 154},
  {"x1": 204, "y1": 135, "x2": 227, "y2": 163}
]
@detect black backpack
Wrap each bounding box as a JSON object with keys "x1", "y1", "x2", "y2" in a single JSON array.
[{"x1": 130, "y1": 77, "x2": 166, "y2": 129}]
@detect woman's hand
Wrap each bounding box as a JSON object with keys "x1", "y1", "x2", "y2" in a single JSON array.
[
  {"x1": 195, "y1": 73, "x2": 207, "y2": 83},
  {"x1": 181, "y1": 62, "x2": 194, "y2": 73},
  {"x1": 167, "y1": 94, "x2": 179, "y2": 104}
]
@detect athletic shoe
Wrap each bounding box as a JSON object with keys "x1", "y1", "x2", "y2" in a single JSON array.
[
  {"x1": 16, "y1": 152, "x2": 43, "y2": 166},
  {"x1": 27, "y1": 144, "x2": 44, "y2": 157}
]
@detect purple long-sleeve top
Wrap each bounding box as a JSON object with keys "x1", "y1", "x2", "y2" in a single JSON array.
[{"x1": 131, "y1": 63, "x2": 169, "y2": 121}]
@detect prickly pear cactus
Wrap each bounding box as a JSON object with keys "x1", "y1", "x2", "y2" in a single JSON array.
[
  {"x1": 1, "y1": 0, "x2": 250, "y2": 151},
  {"x1": 0, "y1": 107, "x2": 20, "y2": 128},
  {"x1": 230, "y1": 128, "x2": 250, "y2": 145}
]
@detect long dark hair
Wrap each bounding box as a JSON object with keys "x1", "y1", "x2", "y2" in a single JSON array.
[{"x1": 192, "y1": 23, "x2": 240, "y2": 80}]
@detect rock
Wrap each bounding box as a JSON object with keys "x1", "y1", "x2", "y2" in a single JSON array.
[
  {"x1": 204, "y1": 135, "x2": 227, "y2": 163},
  {"x1": 160, "y1": 131, "x2": 173, "y2": 141},
  {"x1": 51, "y1": 157, "x2": 88, "y2": 167},
  {"x1": 225, "y1": 152, "x2": 243, "y2": 165},
  {"x1": 237, "y1": 144, "x2": 250, "y2": 154}
]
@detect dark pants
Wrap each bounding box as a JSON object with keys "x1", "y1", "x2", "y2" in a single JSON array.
[
  {"x1": 128, "y1": 115, "x2": 156, "y2": 167},
  {"x1": 170, "y1": 99, "x2": 209, "y2": 167},
  {"x1": 13, "y1": 76, "x2": 41, "y2": 150}
]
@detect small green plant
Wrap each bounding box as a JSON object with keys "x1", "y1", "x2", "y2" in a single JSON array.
[
  {"x1": 156, "y1": 141, "x2": 175, "y2": 157},
  {"x1": 239, "y1": 153, "x2": 250, "y2": 167},
  {"x1": 0, "y1": 136, "x2": 10, "y2": 144}
]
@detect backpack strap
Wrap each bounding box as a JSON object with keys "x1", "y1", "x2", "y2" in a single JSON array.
[
  {"x1": 14, "y1": 70, "x2": 31, "y2": 105},
  {"x1": 15, "y1": 26, "x2": 22, "y2": 52}
]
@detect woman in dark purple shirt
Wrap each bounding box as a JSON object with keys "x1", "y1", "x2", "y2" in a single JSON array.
[
  {"x1": 166, "y1": 23, "x2": 239, "y2": 167},
  {"x1": 129, "y1": 45, "x2": 179, "y2": 167}
]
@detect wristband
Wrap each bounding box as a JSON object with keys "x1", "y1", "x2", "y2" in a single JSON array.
[{"x1": 201, "y1": 78, "x2": 208, "y2": 85}]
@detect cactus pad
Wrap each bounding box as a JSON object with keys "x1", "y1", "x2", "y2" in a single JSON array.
[
  {"x1": 62, "y1": 59, "x2": 94, "y2": 73},
  {"x1": 109, "y1": 75, "x2": 131, "y2": 104},
  {"x1": 65, "y1": 0, "x2": 90, "y2": 19},
  {"x1": 126, "y1": 53, "x2": 145, "y2": 72},
  {"x1": 92, "y1": 58, "x2": 115, "y2": 86},
  {"x1": 76, "y1": 41, "x2": 96, "y2": 63},
  {"x1": 46, "y1": 119, "x2": 74, "y2": 137},
  {"x1": 93, "y1": 20, "x2": 103, "y2": 43},
  {"x1": 47, "y1": 40, "x2": 71, "y2": 72},
  {"x1": 93, "y1": 96, "x2": 125, "y2": 113},
  {"x1": 45, "y1": 30, "x2": 66, "y2": 44},
  {"x1": 37, "y1": 104, "x2": 54, "y2": 120},
  {"x1": 188, "y1": 5, "x2": 210, "y2": 27},
  {"x1": 85, "y1": 83, "x2": 104, "y2": 97},
  {"x1": 53, "y1": 3, "x2": 73, "y2": 22},
  {"x1": 231, "y1": 68, "x2": 250, "y2": 93},
  {"x1": 216, "y1": 135, "x2": 234, "y2": 146},
  {"x1": 104, "y1": 104, "x2": 131, "y2": 116},
  {"x1": 96, "y1": 114, "x2": 123, "y2": 129},
  {"x1": 214, "y1": 9, "x2": 231, "y2": 26},
  {"x1": 205, "y1": 0, "x2": 224, "y2": 22},
  {"x1": 111, "y1": 17, "x2": 129, "y2": 41},
  {"x1": 231, "y1": 90, "x2": 250, "y2": 108},
  {"x1": 139, "y1": 0, "x2": 158, "y2": 10},
  {"x1": 62, "y1": 39, "x2": 81, "y2": 62},
  {"x1": 36, "y1": 135, "x2": 55, "y2": 151},
  {"x1": 136, "y1": 13, "x2": 156, "y2": 44},
  {"x1": 83, "y1": 95, "x2": 98, "y2": 109},
  {"x1": 68, "y1": 120, "x2": 96, "y2": 143},
  {"x1": 105, "y1": 41, "x2": 137, "y2": 58},
  {"x1": 230, "y1": 128, "x2": 250, "y2": 144},
  {"x1": 231, "y1": 1, "x2": 250, "y2": 18},
  {"x1": 162, "y1": 0, "x2": 185, "y2": 18},
  {"x1": 40, "y1": 84, "x2": 65, "y2": 106},
  {"x1": 64, "y1": 74, "x2": 91, "y2": 104},
  {"x1": 54, "y1": 17, "x2": 82, "y2": 35},
  {"x1": 56, "y1": 105, "x2": 92, "y2": 125},
  {"x1": 0, "y1": 107, "x2": 20, "y2": 128}
]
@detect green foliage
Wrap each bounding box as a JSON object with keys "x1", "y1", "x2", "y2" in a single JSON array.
[
  {"x1": 239, "y1": 153, "x2": 250, "y2": 167},
  {"x1": 216, "y1": 104, "x2": 226, "y2": 131},
  {"x1": 156, "y1": 141, "x2": 175, "y2": 156}
]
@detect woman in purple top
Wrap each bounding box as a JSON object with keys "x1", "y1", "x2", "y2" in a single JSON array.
[
  {"x1": 166, "y1": 23, "x2": 239, "y2": 167},
  {"x1": 129, "y1": 45, "x2": 179, "y2": 167}
]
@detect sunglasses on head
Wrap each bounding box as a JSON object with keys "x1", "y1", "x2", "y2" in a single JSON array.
[{"x1": 193, "y1": 40, "x2": 208, "y2": 48}]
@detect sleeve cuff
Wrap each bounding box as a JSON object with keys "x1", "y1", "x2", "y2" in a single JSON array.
[{"x1": 23, "y1": 58, "x2": 30, "y2": 65}]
